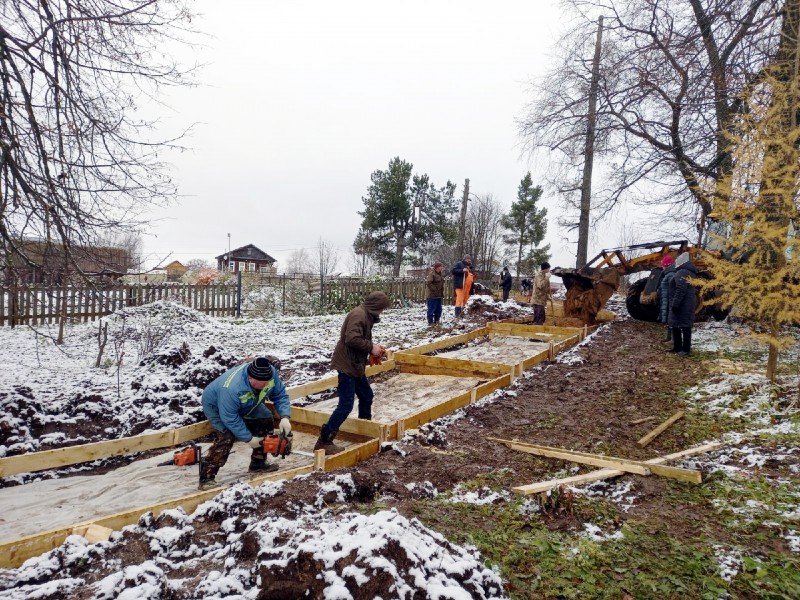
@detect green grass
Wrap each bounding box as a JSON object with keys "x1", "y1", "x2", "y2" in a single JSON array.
[{"x1": 406, "y1": 485, "x2": 800, "y2": 599}]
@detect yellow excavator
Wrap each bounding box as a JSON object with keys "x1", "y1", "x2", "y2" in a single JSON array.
[{"x1": 552, "y1": 240, "x2": 724, "y2": 324}]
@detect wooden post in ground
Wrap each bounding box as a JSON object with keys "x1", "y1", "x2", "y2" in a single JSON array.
[{"x1": 313, "y1": 449, "x2": 326, "y2": 471}]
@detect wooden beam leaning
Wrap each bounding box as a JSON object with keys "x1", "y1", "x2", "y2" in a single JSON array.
[
  {"x1": 513, "y1": 442, "x2": 721, "y2": 495},
  {"x1": 490, "y1": 438, "x2": 702, "y2": 483},
  {"x1": 637, "y1": 410, "x2": 685, "y2": 448}
]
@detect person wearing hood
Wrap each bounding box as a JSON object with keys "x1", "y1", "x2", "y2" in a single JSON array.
[
  {"x1": 658, "y1": 255, "x2": 676, "y2": 343},
  {"x1": 314, "y1": 291, "x2": 392, "y2": 454},
  {"x1": 668, "y1": 252, "x2": 698, "y2": 356}
]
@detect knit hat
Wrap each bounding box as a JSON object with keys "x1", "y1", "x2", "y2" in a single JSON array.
[
  {"x1": 247, "y1": 357, "x2": 274, "y2": 381},
  {"x1": 675, "y1": 252, "x2": 690, "y2": 267},
  {"x1": 661, "y1": 255, "x2": 674, "y2": 267}
]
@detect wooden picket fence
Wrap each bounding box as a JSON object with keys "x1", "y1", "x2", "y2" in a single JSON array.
[
  {"x1": 0, "y1": 277, "x2": 465, "y2": 327},
  {"x1": 0, "y1": 283, "x2": 238, "y2": 327}
]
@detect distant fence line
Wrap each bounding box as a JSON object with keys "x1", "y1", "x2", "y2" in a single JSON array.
[{"x1": 0, "y1": 277, "x2": 464, "y2": 327}]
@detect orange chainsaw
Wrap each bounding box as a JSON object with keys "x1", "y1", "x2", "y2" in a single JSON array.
[
  {"x1": 261, "y1": 432, "x2": 292, "y2": 459},
  {"x1": 368, "y1": 345, "x2": 388, "y2": 366},
  {"x1": 157, "y1": 443, "x2": 201, "y2": 467}
]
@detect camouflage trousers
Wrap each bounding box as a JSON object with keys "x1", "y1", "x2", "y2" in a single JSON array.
[{"x1": 199, "y1": 416, "x2": 273, "y2": 482}]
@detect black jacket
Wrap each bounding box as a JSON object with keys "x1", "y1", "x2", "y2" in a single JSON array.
[
  {"x1": 451, "y1": 261, "x2": 471, "y2": 289},
  {"x1": 668, "y1": 261, "x2": 698, "y2": 328},
  {"x1": 500, "y1": 271, "x2": 512, "y2": 291}
]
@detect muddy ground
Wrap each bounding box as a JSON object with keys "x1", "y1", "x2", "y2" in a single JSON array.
[{"x1": 22, "y1": 314, "x2": 760, "y2": 599}]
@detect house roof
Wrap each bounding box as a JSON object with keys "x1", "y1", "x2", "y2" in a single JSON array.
[
  {"x1": 163, "y1": 260, "x2": 187, "y2": 270},
  {"x1": 215, "y1": 244, "x2": 277, "y2": 263}
]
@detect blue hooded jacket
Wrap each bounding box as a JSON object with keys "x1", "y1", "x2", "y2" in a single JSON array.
[{"x1": 201, "y1": 363, "x2": 291, "y2": 442}]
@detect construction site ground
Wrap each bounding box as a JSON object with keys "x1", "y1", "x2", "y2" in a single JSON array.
[{"x1": 1, "y1": 299, "x2": 799, "y2": 599}]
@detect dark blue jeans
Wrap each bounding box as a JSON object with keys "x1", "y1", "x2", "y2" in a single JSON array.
[
  {"x1": 426, "y1": 298, "x2": 442, "y2": 324},
  {"x1": 323, "y1": 372, "x2": 374, "y2": 434}
]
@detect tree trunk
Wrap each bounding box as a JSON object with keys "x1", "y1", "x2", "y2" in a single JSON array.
[{"x1": 576, "y1": 16, "x2": 603, "y2": 269}]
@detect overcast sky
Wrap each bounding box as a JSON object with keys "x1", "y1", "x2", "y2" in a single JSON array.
[{"x1": 146, "y1": 0, "x2": 593, "y2": 272}]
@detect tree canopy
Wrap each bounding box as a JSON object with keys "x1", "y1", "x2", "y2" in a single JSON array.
[
  {"x1": 356, "y1": 157, "x2": 457, "y2": 276},
  {"x1": 501, "y1": 173, "x2": 550, "y2": 277}
]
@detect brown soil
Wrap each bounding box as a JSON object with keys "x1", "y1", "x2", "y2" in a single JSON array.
[{"x1": 22, "y1": 316, "x2": 800, "y2": 599}]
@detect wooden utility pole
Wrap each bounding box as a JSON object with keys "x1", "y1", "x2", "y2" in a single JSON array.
[
  {"x1": 576, "y1": 16, "x2": 603, "y2": 269},
  {"x1": 457, "y1": 178, "x2": 470, "y2": 259}
]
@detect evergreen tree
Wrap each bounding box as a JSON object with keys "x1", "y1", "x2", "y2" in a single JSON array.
[
  {"x1": 357, "y1": 158, "x2": 457, "y2": 276},
  {"x1": 501, "y1": 173, "x2": 550, "y2": 277}
]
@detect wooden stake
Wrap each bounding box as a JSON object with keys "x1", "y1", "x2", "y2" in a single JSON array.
[
  {"x1": 637, "y1": 410, "x2": 685, "y2": 448},
  {"x1": 313, "y1": 449, "x2": 326, "y2": 471},
  {"x1": 629, "y1": 416, "x2": 657, "y2": 426}
]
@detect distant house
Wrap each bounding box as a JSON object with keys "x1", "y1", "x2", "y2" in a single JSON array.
[
  {"x1": 3, "y1": 239, "x2": 130, "y2": 285},
  {"x1": 164, "y1": 260, "x2": 189, "y2": 282},
  {"x1": 215, "y1": 244, "x2": 277, "y2": 274}
]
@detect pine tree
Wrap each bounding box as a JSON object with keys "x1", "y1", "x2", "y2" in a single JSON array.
[
  {"x1": 501, "y1": 173, "x2": 550, "y2": 277},
  {"x1": 704, "y1": 1, "x2": 800, "y2": 382}
]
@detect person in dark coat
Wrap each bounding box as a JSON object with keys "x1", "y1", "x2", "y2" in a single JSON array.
[
  {"x1": 314, "y1": 291, "x2": 392, "y2": 455},
  {"x1": 668, "y1": 252, "x2": 698, "y2": 356},
  {"x1": 500, "y1": 267, "x2": 513, "y2": 302},
  {"x1": 451, "y1": 255, "x2": 473, "y2": 317},
  {"x1": 425, "y1": 261, "x2": 444, "y2": 326},
  {"x1": 658, "y1": 255, "x2": 676, "y2": 342}
]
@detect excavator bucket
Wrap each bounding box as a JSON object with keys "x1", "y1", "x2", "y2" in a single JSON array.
[{"x1": 552, "y1": 266, "x2": 620, "y2": 325}]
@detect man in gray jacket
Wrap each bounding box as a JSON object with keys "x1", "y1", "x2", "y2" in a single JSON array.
[{"x1": 668, "y1": 252, "x2": 698, "y2": 356}]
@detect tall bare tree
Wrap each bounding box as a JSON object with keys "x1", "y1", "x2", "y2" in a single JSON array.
[
  {"x1": 284, "y1": 248, "x2": 314, "y2": 275},
  {"x1": 463, "y1": 193, "x2": 506, "y2": 278},
  {"x1": 0, "y1": 1, "x2": 197, "y2": 283},
  {"x1": 316, "y1": 238, "x2": 340, "y2": 278},
  {"x1": 519, "y1": 0, "x2": 783, "y2": 241}
]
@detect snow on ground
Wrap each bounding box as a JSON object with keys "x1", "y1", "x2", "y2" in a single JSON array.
[
  {"x1": 0, "y1": 294, "x2": 532, "y2": 598},
  {"x1": 0, "y1": 477, "x2": 507, "y2": 600}
]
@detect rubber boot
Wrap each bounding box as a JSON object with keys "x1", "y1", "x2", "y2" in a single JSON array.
[
  {"x1": 663, "y1": 326, "x2": 672, "y2": 342},
  {"x1": 198, "y1": 460, "x2": 219, "y2": 490},
  {"x1": 454, "y1": 306, "x2": 462, "y2": 318},
  {"x1": 313, "y1": 425, "x2": 344, "y2": 456}
]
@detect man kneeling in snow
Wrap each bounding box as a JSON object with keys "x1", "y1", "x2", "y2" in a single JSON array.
[{"x1": 199, "y1": 357, "x2": 292, "y2": 490}]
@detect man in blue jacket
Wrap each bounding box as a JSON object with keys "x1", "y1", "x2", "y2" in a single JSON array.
[{"x1": 199, "y1": 357, "x2": 292, "y2": 490}]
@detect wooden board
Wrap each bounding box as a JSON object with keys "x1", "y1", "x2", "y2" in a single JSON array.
[
  {"x1": 491, "y1": 438, "x2": 702, "y2": 483},
  {"x1": 394, "y1": 352, "x2": 512, "y2": 377},
  {"x1": 0, "y1": 421, "x2": 214, "y2": 478},
  {"x1": 395, "y1": 328, "x2": 490, "y2": 356},
  {"x1": 513, "y1": 442, "x2": 722, "y2": 495},
  {"x1": 637, "y1": 410, "x2": 685, "y2": 447}
]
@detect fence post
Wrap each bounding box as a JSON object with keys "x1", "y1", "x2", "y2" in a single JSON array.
[
  {"x1": 282, "y1": 274, "x2": 286, "y2": 315},
  {"x1": 236, "y1": 271, "x2": 242, "y2": 318}
]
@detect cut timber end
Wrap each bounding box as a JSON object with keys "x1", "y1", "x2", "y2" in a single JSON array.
[{"x1": 313, "y1": 449, "x2": 326, "y2": 471}]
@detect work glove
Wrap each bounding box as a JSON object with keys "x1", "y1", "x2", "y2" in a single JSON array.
[
  {"x1": 279, "y1": 417, "x2": 291, "y2": 435},
  {"x1": 247, "y1": 437, "x2": 262, "y2": 449}
]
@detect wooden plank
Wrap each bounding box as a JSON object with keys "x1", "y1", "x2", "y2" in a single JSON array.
[
  {"x1": 395, "y1": 327, "x2": 488, "y2": 356},
  {"x1": 273, "y1": 404, "x2": 384, "y2": 439},
  {"x1": 487, "y1": 322, "x2": 577, "y2": 340},
  {"x1": 630, "y1": 416, "x2": 657, "y2": 425},
  {"x1": 491, "y1": 438, "x2": 702, "y2": 483},
  {"x1": 314, "y1": 449, "x2": 326, "y2": 471},
  {"x1": 513, "y1": 442, "x2": 722, "y2": 495},
  {"x1": 473, "y1": 374, "x2": 512, "y2": 400},
  {"x1": 401, "y1": 389, "x2": 473, "y2": 430},
  {"x1": 0, "y1": 421, "x2": 215, "y2": 478},
  {"x1": 521, "y1": 349, "x2": 550, "y2": 371},
  {"x1": 324, "y1": 438, "x2": 380, "y2": 471},
  {"x1": 494, "y1": 439, "x2": 650, "y2": 476},
  {"x1": 394, "y1": 352, "x2": 512, "y2": 378},
  {"x1": 637, "y1": 410, "x2": 685, "y2": 448},
  {"x1": 286, "y1": 375, "x2": 339, "y2": 400}
]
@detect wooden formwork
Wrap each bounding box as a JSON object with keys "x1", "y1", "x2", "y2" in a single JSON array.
[{"x1": 0, "y1": 324, "x2": 589, "y2": 569}]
